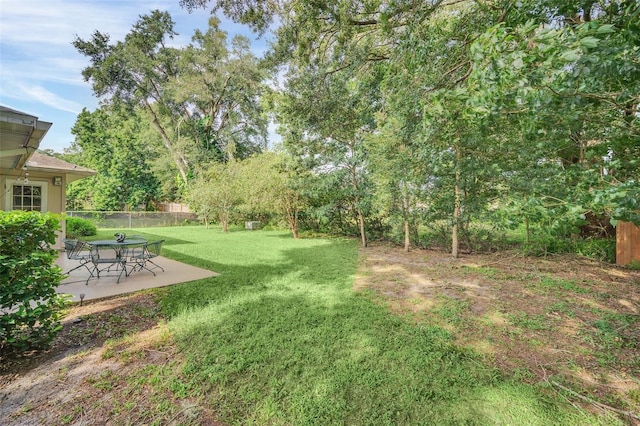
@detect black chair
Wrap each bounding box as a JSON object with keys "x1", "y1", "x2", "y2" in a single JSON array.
[
  {"x1": 88, "y1": 244, "x2": 128, "y2": 284},
  {"x1": 131, "y1": 240, "x2": 165, "y2": 276},
  {"x1": 124, "y1": 235, "x2": 146, "y2": 259},
  {"x1": 62, "y1": 239, "x2": 93, "y2": 276}
]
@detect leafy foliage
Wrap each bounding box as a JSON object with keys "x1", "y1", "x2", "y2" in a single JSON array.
[
  {"x1": 65, "y1": 216, "x2": 97, "y2": 239},
  {"x1": 0, "y1": 211, "x2": 67, "y2": 355},
  {"x1": 184, "y1": 160, "x2": 244, "y2": 231},
  {"x1": 66, "y1": 106, "x2": 161, "y2": 210},
  {"x1": 73, "y1": 11, "x2": 268, "y2": 192},
  {"x1": 68, "y1": 1, "x2": 638, "y2": 261}
]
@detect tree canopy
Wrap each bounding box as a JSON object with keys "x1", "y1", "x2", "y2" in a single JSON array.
[
  {"x1": 68, "y1": 1, "x2": 639, "y2": 258},
  {"x1": 73, "y1": 11, "x2": 268, "y2": 191}
]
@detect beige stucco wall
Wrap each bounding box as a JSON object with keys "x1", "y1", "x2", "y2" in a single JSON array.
[{"x1": 2, "y1": 170, "x2": 67, "y2": 249}]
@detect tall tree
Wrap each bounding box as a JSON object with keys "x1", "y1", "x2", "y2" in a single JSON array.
[
  {"x1": 470, "y1": 0, "x2": 640, "y2": 228},
  {"x1": 66, "y1": 106, "x2": 160, "y2": 210},
  {"x1": 169, "y1": 17, "x2": 268, "y2": 163},
  {"x1": 73, "y1": 11, "x2": 190, "y2": 182},
  {"x1": 185, "y1": 0, "x2": 640, "y2": 245},
  {"x1": 276, "y1": 66, "x2": 380, "y2": 246},
  {"x1": 74, "y1": 11, "x2": 269, "y2": 190}
]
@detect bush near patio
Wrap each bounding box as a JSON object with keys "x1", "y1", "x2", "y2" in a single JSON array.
[
  {"x1": 0, "y1": 211, "x2": 67, "y2": 355},
  {"x1": 65, "y1": 216, "x2": 97, "y2": 239}
]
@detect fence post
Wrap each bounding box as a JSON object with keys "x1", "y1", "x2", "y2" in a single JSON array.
[{"x1": 129, "y1": 212, "x2": 132, "y2": 228}]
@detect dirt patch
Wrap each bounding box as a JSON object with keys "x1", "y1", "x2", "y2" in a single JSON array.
[
  {"x1": 355, "y1": 243, "x2": 640, "y2": 423},
  {"x1": 0, "y1": 292, "x2": 223, "y2": 425},
  {"x1": 1, "y1": 246, "x2": 639, "y2": 424}
]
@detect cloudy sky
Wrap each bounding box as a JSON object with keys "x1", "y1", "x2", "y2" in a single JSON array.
[{"x1": 0, "y1": 0, "x2": 267, "y2": 152}]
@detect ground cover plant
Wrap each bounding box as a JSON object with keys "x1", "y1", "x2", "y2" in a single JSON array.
[{"x1": 1, "y1": 226, "x2": 638, "y2": 424}]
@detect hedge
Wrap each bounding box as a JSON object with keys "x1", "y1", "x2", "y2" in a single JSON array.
[{"x1": 0, "y1": 211, "x2": 67, "y2": 355}]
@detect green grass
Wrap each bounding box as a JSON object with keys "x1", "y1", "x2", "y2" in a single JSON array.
[
  {"x1": 507, "y1": 312, "x2": 556, "y2": 332},
  {"x1": 527, "y1": 276, "x2": 593, "y2": 295},
  {"x1": 98, "y1": 226, "x2": 620, "y2": 425}
]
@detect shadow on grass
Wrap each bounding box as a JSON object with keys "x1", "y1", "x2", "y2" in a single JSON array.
[
  {"x1": 170, "y1": 290, "x2": 601, "y2": 425},
  {"x1": 155, "y1": 235, "x2": 611, "y2": 425},
  {"x1": 159, "y1": 237, "x2": 356, "y2": 313}
]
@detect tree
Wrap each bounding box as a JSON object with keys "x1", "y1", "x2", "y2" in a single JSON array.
[
  {"x1": 185, "y1": 159, "x2": 244, "y2": 232},
  {"x1": 74, "y1": 11, "x2": 269, "y2": 191},
  {"x1": 238, "y1": 151, "x2": 308, "y2": 238},
  {"x1": 367, "y1": 111, "x2": 428, "y2": 252},
  {"x1": 170, "y1": 17, "x2": 268, "y2": 164},
  {"x1": 184, "y1": 0, "x2": 640, "y2": 251},
  {"x1": 73, "y1": 11, "x2": 191, "y2": 183},
  {"x1": 275, "y1": 67, "x2": 380, "y2": 246},
  {"x1": 469, "y1": 1, "x2": 640, "y2": 228},
  {"x1": 66, "y1": 106, "x2": 160, "y2": 211}
]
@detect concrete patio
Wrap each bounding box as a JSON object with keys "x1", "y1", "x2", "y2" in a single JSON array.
[{"x1": 55, "y1": 252, "x2": 219, "y2": 302}]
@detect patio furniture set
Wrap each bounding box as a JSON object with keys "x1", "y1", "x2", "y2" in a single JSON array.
[{"x1": 63, "y1": 236, "x2": 164, "y2": 285}]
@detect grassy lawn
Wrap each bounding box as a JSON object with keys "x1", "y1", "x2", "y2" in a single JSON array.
[{"x1": 76, "y1": 226, "x2": 623, "y2": 424}]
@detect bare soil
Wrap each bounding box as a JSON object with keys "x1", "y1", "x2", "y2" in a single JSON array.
[
  {"x1": 356, "y1": 243, "x2": 640, "y2": 423},
  {"x1": 1, "y1": 244, "x2": 639, "y2": 425}
]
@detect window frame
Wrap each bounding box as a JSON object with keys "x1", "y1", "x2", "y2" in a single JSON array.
[{"x1": 5, "y1": 179, "x2": 48, "y2": 213}]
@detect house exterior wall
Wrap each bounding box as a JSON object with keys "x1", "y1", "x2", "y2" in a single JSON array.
[{"x1": 2, "y1": 170, "x2": 67, "y2": 249}]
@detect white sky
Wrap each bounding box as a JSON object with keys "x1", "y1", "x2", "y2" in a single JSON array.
[{"x1": 0, "y1": 0, "x2": 271, "y2": 152}]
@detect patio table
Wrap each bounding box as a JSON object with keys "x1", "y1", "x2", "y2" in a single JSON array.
[
  {"x1": 89, "y1": 239, "x2": 147, "y2": 249},
  {"x1": 86, "y1": 239, "x2": 147, "y2": 284}
]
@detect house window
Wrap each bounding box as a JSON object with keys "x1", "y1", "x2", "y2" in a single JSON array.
[{"x1": 12, "y1": 183, "x2": 46, "y2": 212}]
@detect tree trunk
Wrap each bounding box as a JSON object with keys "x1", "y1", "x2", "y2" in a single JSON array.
[
  {"x1": 452, "y1": 145, "x2": 461, "y2": 258},
  {"x1": 144, "y1": 100, "x2": 189, "y2": 183},
  {"x1": 347, "y1": 142, "x2": 367, "y2": 248},
  {"x1": 403, "y1": 181, "x2": 410, "y2": 252},
  {"x1": 292, "y1": 205, "x2": 299, "y2": 239},
  {"x1": 404, "y1": 220, "x2": 410, "y2": 252},
  {"x1": 220, "y1": 206, "x2": 229, "y2": 233},
  {"x1": 287, "y1": 209, "x2": 299, "y2": 239},
  {"x1": 358, "y1": 207, "x2": 367, "y2": 248},
  {"x1": 525, "y1": 217, "x2": 530, "y2": 245},
  {"x1": 283, "y1": 192, "x2": 300, "y2": 239}
]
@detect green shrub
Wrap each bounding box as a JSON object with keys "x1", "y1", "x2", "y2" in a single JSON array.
[
  {"x1": 521, "y1": 235, "x2": 616, "y2": 263},
  {"x1": 66, "y1": 216, "x2": 97, "y2": 238},
  {"x1": 573, "y1": 238, "x2": 616, "y2": 263},
  {"x1": 0, "y1": 211, "x2": 67, "y2": 355}
]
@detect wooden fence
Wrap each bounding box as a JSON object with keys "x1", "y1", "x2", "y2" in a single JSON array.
[
  {"x1": 616, "y1": 221, "x2": 640, "y2": 266},
  {"x1": 154, "y1": 202, "x2": 191, "y2": 213}
]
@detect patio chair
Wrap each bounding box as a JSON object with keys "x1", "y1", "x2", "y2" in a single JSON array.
[
  {"x1": 131, "y1": 240, "x2": 165, "y2": 276},
  {"x1": 124, "y1": 235, "x2": 147, "y2": 258},
  {"x1": 88, "y1": 244, "x2": 128, "y2": 285},
  {"x1": 62, "y1": 239, "x2": 94, "y2": 276}
]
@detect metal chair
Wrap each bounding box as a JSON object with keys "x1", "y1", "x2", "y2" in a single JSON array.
[
  {"x1": 88, "y1": 244, "x2": 128, "y2": 284},
  {"x1": 125, "y1": 235, "x2": 147, "y2": 258},
  {"x1": 131, "y1": 240, "x2": 165, "y2": 276},
  {"x1": 62, "y1": 239, "x2": 93, "y2": 276}
]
